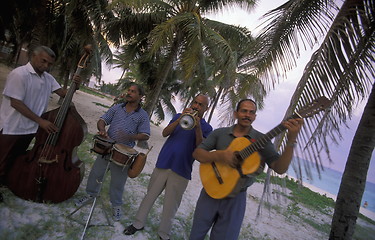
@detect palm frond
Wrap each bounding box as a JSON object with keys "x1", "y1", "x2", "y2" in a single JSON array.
[
  {"x1": 274, "y1": 0, "x2": 374, "y2": 174},
  {"x1": 246, "y1": 0, "x2": 336, "y2": 84},
  {"x1": 199, "y1": 0, "x2": 257, "y2": 14}
]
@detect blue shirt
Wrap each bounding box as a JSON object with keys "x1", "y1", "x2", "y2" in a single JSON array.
[
  {"x1": 156, "y1": 113, "x2": 213, "y2": 180},
  {"x1": 100, "y1": 103, "x2": 150, "y2": 147}
]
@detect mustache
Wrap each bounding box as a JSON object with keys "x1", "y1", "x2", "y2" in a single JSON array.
[{"x1": 242, "y1": 117, "x2": 252, "y2": 121}]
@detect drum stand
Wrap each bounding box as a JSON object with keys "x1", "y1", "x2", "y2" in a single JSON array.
[{"x1": 67, "y1": 156, "x2": 112, "y2": 240}]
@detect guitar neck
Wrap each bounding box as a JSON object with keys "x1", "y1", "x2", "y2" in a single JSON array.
[{"x1": 239, "y1": 123, "x2": 286, "y2": 159}]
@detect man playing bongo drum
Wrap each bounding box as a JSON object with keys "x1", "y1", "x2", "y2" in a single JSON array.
[{"x1": 75, "y1": 83, "x2": 150, "y2": 221}]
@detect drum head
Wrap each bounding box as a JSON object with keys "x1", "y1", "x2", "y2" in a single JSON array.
[
  {"x1": 94, "y1": 135, "x2": 115, "y2": 144},
  {"x1": 113, "y1": 144, "x2": 138, "y2": 154}
]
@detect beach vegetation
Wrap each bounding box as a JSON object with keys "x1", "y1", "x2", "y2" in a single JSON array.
[
  {"x1": 352, "y1": 223, "x2": 375, "y2": 240},
  {"x1": 253, "y1": 171, "x2": 375, "y2": 239},
  {"x1": 92, "y1": 102, "x2": 111, "y2": 109},
  {"x1": 79, "y1": 86, "x2": 111, "y2": 100},
  {"x1": 285, "y1": 201, "x2": 301, "y2": 221}
]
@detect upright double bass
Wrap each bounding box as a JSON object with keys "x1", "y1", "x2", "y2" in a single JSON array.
[{"x1": 7, "y1": 46, "x2": 91, "y2": 203}]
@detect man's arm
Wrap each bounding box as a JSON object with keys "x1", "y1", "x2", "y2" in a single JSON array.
[
  {"x1": 10, "y1": 98, "x2": 58, "y2": 134},
  {"x1": 270, "y1": 118, "x2": 303, "y2": 174},
  {"x1": 162, "y1": 119, "x2": 180, "y2": 137},
  {"x1": 97, "y1": 119, "x2": 108, "y2": 137},
  {"x1": 54, "y1": 88, "x2": 66, "y2": 98},
  {"x1": 194, "y1": 116, "x2": 204, "y2": 146},
  {"x1": 54, "y1": 75, "x2": 81, "y2": 98},
  {"x1": 193, "y1": 148, "x2": 235, "y2": 167},
  {"x1": 131, "y1": 133, "x2": 150, "y2": 141}
]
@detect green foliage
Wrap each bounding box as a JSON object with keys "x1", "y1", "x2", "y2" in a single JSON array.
[
  {"x1": 352, "y1": 223, "x2": 375, "y2": 240},
  {"x1": 79, "y1": 86, "x2": 110, "y2": 99},
  {"x1": 284, "y1": 201, "x2": 301, "y2": 221},
  {"x1": 270, "y1": 176, "x2": 335, "y2": 215},
  {"x1": 97, "y1": 82, "x2": 122, "y2": 96},
  {"x1": 92, "y1": 102, "x2": 111, "y2": 109},
  {"x1": 301, "y1": 217, "x2": 331, "y2": 234},
  {"x1": 252, "y1": 173, "x2": 375, "y2": 239}
]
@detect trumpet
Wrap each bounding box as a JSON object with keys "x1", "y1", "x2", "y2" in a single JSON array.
[{"x1": 179, "y1": 110, "x2": 198, "y2": 130}]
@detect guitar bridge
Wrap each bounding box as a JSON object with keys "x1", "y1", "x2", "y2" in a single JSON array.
[
  {"x1": 234, "y1": 152, "x2": 246, "y2": 177},
  {"x1": 211, "y1": 162, "x2": 224, "y2": 184}
]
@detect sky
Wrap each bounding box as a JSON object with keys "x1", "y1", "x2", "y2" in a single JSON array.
[{"x1": 100, "y1": 0, "x2": 375, "y2": 183}]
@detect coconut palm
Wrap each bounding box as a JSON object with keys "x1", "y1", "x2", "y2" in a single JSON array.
[
  {"x1": 251, "y1": 0, "x2": 374, "y2": 239},
  {"x1": 112, "y1": 36, "x2": 182, "y2": 122},
  {"x1": 110, "y1": 0, "x2": 259, "y2": 116},
  {"x1": 0, "y1": 0, "x2": 115, "y2": 87}
]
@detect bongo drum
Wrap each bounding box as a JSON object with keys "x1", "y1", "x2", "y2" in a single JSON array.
[
  {"x1": 110, "y1": 144, "x2": 138, "y2": 167},
  {"x1": 128, "y1": 153, "x2": 147, "y2": 178},
  {"x1": 91, "y1": 135, "x2": 115, "y2": 156}
]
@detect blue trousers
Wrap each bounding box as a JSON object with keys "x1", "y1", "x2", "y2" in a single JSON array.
[
  {"x1": 189, "y1": 189, "x2": 246, "y2": 240},
  {"x1": 86, "y1": 154, "x2": 129, "y2": 206}
]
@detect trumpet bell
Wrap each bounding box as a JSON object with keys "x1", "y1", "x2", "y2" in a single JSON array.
[{"x1": 180, "y1": 113, "x2": 197, "y2": 130}]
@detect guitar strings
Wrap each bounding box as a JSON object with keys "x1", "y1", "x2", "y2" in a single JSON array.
[{"x1": 238, "y1": 124, "x2": 287, "y2": 160}]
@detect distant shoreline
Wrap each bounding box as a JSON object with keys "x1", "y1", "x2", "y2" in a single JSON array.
[{"x1": 288, "y1": 175, "x2": 375, "y2": 220}]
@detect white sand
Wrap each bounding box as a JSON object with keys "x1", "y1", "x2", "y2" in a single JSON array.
[{"x1": 0, "y1": 69, "x2": 373, "y2": 239}]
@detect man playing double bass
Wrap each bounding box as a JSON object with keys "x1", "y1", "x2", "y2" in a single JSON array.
[{"x1": 0, "y1": 46, "x2": 81, "y2": 202}]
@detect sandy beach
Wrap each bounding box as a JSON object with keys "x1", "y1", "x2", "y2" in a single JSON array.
[{"x1": 0, "y1": 63, "x2": 374, "y2": 239}]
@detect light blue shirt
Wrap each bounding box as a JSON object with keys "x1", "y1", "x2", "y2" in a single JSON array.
[{"x1": 100, "y1": 103, "x2": 150, "y2": 147}]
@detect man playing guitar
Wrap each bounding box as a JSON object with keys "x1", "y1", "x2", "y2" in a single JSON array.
[{"x1": 189, "y1": 99, "x2": 303, "y2": 240}]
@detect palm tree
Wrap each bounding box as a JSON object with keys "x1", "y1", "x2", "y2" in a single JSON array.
[
  {"x1": 0, "y1": 0, "x2": 115, "y2": 87},
  {"x1": 111, "y1": 0, "x2": 259, "y2": 116},
  {"x1": 251, "y1": 0, "x2": 374, "y2": 239},
  {"x1": 112, "y1": 37, "x2": 182, "y2": 122}
]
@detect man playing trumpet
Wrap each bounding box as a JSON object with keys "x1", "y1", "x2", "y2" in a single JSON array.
[{"x1": 124, "y1": 94, "x2": 213, "y2": 240}]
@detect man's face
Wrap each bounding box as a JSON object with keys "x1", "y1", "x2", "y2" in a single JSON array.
[
  {"x1": 125, "y1": 85, "x2": 142, "y2": 103},
  {"x1": 30, "y1": 51, "x2": 55, "y2": 75},
  {"x1": 234, "y1": 100, "x2": 257, "y2": 127},
  {"x1": 191, "y1": 95, "x2": 208, "y2": 117}
]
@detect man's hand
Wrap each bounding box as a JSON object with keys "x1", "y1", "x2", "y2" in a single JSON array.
[
  {"x1": 72, "y1": 74, "x2": 81, "y2": 90},
  {"x1": 219, "y1": 149, "x2": 238, "y2": 168},
  {"x1": 97, "y1": 130, "x2": 109, "y2": 138},
  {"x1": 283, "y1": 118, "x2": 304, "y2": 142},
  {"x1": 38, "y1": 119, "x2": 59, "y2": 134}
]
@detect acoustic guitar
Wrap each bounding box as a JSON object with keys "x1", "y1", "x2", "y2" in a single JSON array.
[{"x1": 199, "y1": 97, "x2": 331, "y2": 199}]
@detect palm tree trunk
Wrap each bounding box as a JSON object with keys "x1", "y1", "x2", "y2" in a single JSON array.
[
  {"x1": 329, "y1": 82, "x2": 375, "y2": 239},
  {"x1": 207, "y1": 86, "x2": 223, "y2": 124},
  {"x1": 144, "y1": 36, "x2": 181, "y2": 116}
]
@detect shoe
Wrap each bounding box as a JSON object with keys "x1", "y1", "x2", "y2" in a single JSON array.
[
  {"x1": 75, "y1": 195, "x2": 93, "y2": 207},
  {"x1": 123, "y1": 224, "x2": 144, "y2": 235},
  {"x1": 112, "y1": 206, "x2": 123, "y2": 221}
]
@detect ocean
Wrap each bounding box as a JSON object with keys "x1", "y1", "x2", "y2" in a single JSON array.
[{"x1": 287, "y1": 163, "x2": 375, "y2": 214}]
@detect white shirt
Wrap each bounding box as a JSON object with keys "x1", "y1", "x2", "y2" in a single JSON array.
[{"x1": 0, "y1": 62, "x2": 61, "y2": 135}]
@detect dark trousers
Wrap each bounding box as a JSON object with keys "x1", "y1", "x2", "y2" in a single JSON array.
[{"x1": 0, "y1": 130, "x2": 34, "y2": 185}]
